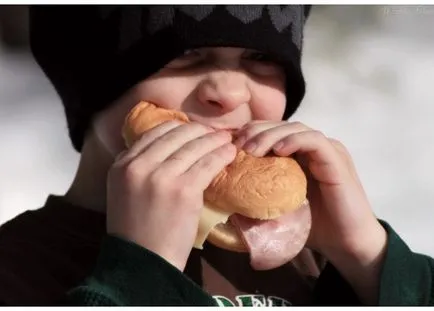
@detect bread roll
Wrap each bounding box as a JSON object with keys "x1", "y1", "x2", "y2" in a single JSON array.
[{"x1": 122, "y1": 101, "x2": 308, "y2": 252}]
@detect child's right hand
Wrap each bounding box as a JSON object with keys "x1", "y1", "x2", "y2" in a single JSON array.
[{"x1": 106, "y1": 121, "x2": 237, "y2": 271}]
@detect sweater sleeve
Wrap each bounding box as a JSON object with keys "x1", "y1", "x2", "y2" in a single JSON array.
[
  {"x1": 313, "y1": 220, "x2": 434, "y2": 306},
  {"x1": 67, "y1": 235, "x2": 217, "y2": 306}
]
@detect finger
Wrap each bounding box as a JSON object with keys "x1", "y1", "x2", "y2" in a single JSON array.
[
  {"x1": 234, "y1": 121, "x2": 311, "y2": 150},
  {"x1": 242, "y1": 123, "x2": 313, "y2": 157},
  {"x1": 183, "y1": 143, "x2": 237, "y2": 190},
  {"x1": 329, "y1": 138, "x2": 356, "y2": 173},
  {"x1": 110, "y1": 149, "x2": 130, "y2": 172},
  {"x1": 234, "y1": 121, "x2": 281, "y2": 148},
  {"x1": 134, "y1": 122, "x2": 214, "y2": 167},
  {"x1": 115, "y1": 149, "x2": 128, "y2": 162},
  {"x1": 120, "y1": 120, "x2": 183, "y2": 165},
  {"x1": 329, "y1": 138, "x2": 364, "y2": 187},
  {"x1": 241, "y1": 120, "x2": 269, "y2": 126},
  {"x1": 158, "y1": 130, "x2": 233, "y2": 176},
  {"x1": 272, "y1": 131, "x2": 348, "y2": 184}
]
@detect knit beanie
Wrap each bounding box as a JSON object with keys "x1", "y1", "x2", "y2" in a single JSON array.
[{"x1": 30, "y1": 5, "x2": 312, "y2": 152}]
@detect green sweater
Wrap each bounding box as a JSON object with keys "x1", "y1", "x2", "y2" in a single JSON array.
[{"x1": 68, "y1": 221, "x2": 434, "y2": 306}]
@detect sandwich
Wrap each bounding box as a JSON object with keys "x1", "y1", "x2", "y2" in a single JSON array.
[{"x1": 122, "y1": 101, "x2": 312, "y2": 270}]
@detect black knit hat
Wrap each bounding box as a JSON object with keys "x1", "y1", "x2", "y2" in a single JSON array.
[{"x1": 30, "y1": 5, "x2": 312, "y2": 152}]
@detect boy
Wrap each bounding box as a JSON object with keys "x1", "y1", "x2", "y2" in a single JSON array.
[{"x1": 0, "y1": 5, "x2": 432, "y2": 306}]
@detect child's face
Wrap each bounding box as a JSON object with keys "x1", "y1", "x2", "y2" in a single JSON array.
[{"x1": 93, "y1": 47, "x2": 287, "y2": 156}]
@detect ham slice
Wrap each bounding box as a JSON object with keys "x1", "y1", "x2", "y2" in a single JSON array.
[{"x1": 230, "y1": 201, "x2": 311, "y2": 270}]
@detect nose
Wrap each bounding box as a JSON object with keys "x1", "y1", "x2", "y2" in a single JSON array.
[{"x1": 197, "y1": 71, "x2": 251, "y2": 114}]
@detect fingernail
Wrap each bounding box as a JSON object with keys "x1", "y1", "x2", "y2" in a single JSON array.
[
  {"x1": 244, "y1": 141, "x2": 257, "y2": 154},
  {"x1": 224, "y1": 144, "x2": 237, "y2": 160},
  {"x1": 219, "y1": 130, "x2": 232, "y2": 140},
  {"x1": 273, "y1": 141, "x2": 284, "y2": 151},
  {"x1": 234, "y1": 136, "x2": 246, "y2": 147}
]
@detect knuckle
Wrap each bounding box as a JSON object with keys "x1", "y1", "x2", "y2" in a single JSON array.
[
  {"x1": 179, "y1": 141, "x2": 198, "y2": 155},
  {"x1": 330, "y1": 139, "x2": 353, "y2": 160},
  {"x1": 211, "y1": 130, "x2": 231, "y2": 143},
  {"x1": 209, "y1": 146, "x2": 233, "y2": 166},
  {"x1": 122, "y1": 161, "x2": 145, "y2": 184},
  {"x1": 171, "y1": 183, "x2": 197, "y2": 201},
  {"x1": 242, "y1": 127, "x2": 257, "y2": 139},
  {"x1": 215, "y1": 145, "x2": 230, "y2": 158},
  {"x1": 199, "y1": 153, "x2": 218, "y2": 170},
  {"x1": 199, "y1": 136, "x2": 218, "y2": 149},
  {"x1": 191, "y1": 122, "x2": 211, "y2": 133},
  {"x1": 108, "y1": 161, "x2": 141, "y2": 189},
  {"x1": 148, "y1": 169, "x2": 167, "y2": 188},
  {"x1": 282, "y1": 133, "x2": 297, "y2": 144},
  {"x1": 157, "y1": 132, "x2": 174, "y2": 143},
  {"x1": 329, "y1": 138, "x2": 349, "y2": 152},
  {"x1": 147, "y1": 169, "x2": 172, "y2": 196},
  {"x1": 252, "y1": 131, "x2": 270, "y2": 146},
  {"x1": 291, "y1": 121, "x2": 305, "y2": 128},
  {"x1": 329, "y1": 138, "x2": 345, "y2": 150},
  {"x1": 310, "y1": 130, "x2": 326, "y2": 140},
  {"x1": 149, "y1": 169, "x2": 196, "y2": 201}
]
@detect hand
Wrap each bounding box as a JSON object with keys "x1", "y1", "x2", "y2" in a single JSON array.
[
  {"x1": 233, "y1": 120, "x2": 387, "y2": 265},
  {"x1": 107, "y1": 121, "x2": 237, "y2": 271}
]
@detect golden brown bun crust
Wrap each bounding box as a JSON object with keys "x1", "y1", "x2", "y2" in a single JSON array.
[
  {"x1": 123, "y1": 101, "x2": 307, "y2": 220},
  {"x1": 205, "y1": 150, "x2": 306, "y2": 219},
  {"x1": 122, "y1": 101, "x2": 189, "y2": 149}
]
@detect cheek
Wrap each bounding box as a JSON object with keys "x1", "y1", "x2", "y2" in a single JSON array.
[
  {"x1": 92, "y1": 94, "x2": 137, "y2": 157},
  {"x1": 134, "y1": 76, "x2": 198, "y2": 111},
  {"x1": 92, "y1": 75, "x2": 198, "y2": 156},
  {"x1": 250, "y1": 83, "x2": 286, "y2": 121}
]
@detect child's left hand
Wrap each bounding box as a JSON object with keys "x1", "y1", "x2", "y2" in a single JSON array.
[{"x1": 233, "y1": 120, "x2": 387, "y2": 272}]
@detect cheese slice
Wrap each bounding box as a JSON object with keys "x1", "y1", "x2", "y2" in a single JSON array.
[{"x1": 193, "y1": 204, "x2": 233, "y2": 249}]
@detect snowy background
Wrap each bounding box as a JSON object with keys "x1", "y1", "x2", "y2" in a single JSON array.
[{"x1": 1, "y1": 5, "x2": 434, "y2": 257}]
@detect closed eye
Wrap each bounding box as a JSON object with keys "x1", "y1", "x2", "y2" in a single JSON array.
[
  {"x1": 243, "y1": 51, "x2": 284, "y2": 76},
  {"x1": 165, "y1": 49, "x2": 204, "y2": 69},
  {"x1": 246, "y1": 52, "x2": 275, "y2": 62}
]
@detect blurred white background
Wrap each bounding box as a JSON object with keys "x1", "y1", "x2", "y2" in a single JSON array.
[{"x1": 0, "y1": 5, "x2": 434, "y2": 256}]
